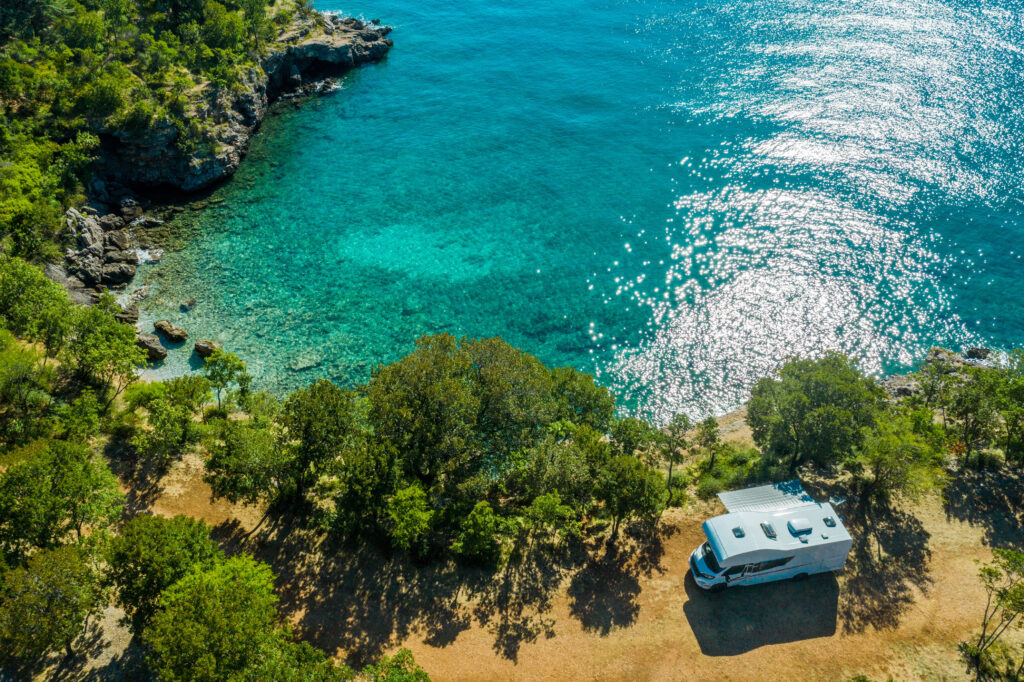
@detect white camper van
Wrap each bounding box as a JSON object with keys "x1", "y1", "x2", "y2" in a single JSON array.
[{"x1": 689, "y1": 480, "x2": 852, "y2": 591}]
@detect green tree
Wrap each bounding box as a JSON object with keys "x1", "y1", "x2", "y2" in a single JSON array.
[
  {"x1": 525, "y1": 492, "x2": 579, "y2": 548},
  {"x1": 747, "y1": 353, "x2": 884, "y2": 471},
  {"x1": 0, "y1": 335, "x2": 55, "y2": 446},
  {"x1": 694, "y1": 415, "x2": 723, "y2": 469},
  {"x1": 551, "y1": 365, "x2": 615, "y2": 431},
  {"x1": 451, "y1": 501, "x2": 501, "y2": 566},
  {"x1": 331, "y1": 438, "x2": 397, "y2": 535},
  {"x1": 54, "y1": 389, "x2": 101, "y2": 442},
  {"x1": 0, "y1": 441, "x2": 123, "y2": 565},
  {"x1": 206, "y1": 420, "x2": 290, "y2": 506},
  {"x1": 241, "y1": 639, "x2": 354, "y2": 681},
  {"x1": 280, "y1": 378, "x2": 365, "y2": 499},
  {"x1": 948, "y1": 368, "x2": 1000, "y2": 458},
  {"x1": 846, "y1": 409, "x2": 947, "y2": 512},
  {"x1": 201, "y1": 348, "x2": 249, "y2": 409},
  {"x1": 610, "y1": 417, "x2": 658, "y2": 462},
  {"x1": 386, "y1": 483, "x2": 433, "y2": 553},
  {"x1": 661, "y1": 413, "x2": 692, "y2": 506},
  {"x1": 0, "y1": 257, "x2": 72, "y2": 354},
  {"x1": 0, "y1": 545, "x2": 104, "y2": 664},
  {"x1": 131, "y1": 396, "x2": 195, "y2": 463},
  {"x1": 960, "y1": 549, "x2": 1024, "y2": 681},
  {"x1": 62, "y1": 294, "x2": 145, "y2": 408},
  {"x1": 596, "y1": 455, "x2": 666, "y2": 539},
  {"x1": 994, "y1": 349, "x2": 1024, "y2": 465},
  {"x1": 144, "y1": 555, "x2": 285, "y2": 682},
  {"x1": 238, "y1": 0, "x2": 270, "y2": 47},
  {"x1": 107, "y1": 514, "x2": 224, "y2": 634},
  {"x1": 360, "y1": 648, "x2": 431, "y2": 682}
]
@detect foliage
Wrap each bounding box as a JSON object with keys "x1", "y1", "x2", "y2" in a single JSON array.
[
  {"x1": 0, "y1": 440, "x2": 123, "y2": 565},
  {"x1": 201, "y1": 348, "x2": 250, "y2": 408},
  {"x1": 205, "y1": 419, "x2": 289, "y2": 505},
  {"x1": 107, "y1": 514, "x2": 223, "y2": 634},
  {"x1": 610, "y1": 416, "x2": 658, "y2": 462},
  {"x1": 0, "y1": 544, "x2": 104, "y2": 663},
  {"x1": 360, "y1": 648, "x2": 431, "y2": 682},
  {"x1": 960, "y1": 549, "x2": 1024, "y2": 681},
  {"x1": 0, "y1": 257, "x2": 72, "y2": 352},
  {"x1": 596, "y1": 455, "x2": 666, "y2": 538},
  {"x1": 0, "y1": 333, "x2": 55, "y2": 446},
  {"x1": 451, "y1": 501, "x2": 501, "y2": 566},
  {"x1": 143, "y1": 555, "x2": 285, "y2": 682},
  {"x1": 747, "y1": 352, "x2": 884, "y2": 470},
  {"x1": 62, "y1": 294, "x2": 145, "y2": 407},
  {"x1": 660, "y1": 412, "x2": 691, "y2": 506},
  {"x1": 386, "y1": 483, "x2": 433, "y2": 553}
]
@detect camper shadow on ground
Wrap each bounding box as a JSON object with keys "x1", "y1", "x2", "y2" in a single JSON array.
[{"x1": 683, "y1": 571, "x2": 839, "y2": 655}]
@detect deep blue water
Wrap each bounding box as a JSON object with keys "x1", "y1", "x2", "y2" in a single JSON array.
[{"x1": 135, "y1": 0, "x2": 1024, "y2": 423}]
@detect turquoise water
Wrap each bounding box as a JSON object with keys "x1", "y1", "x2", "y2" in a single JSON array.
[{"x1": 136, "y1": 0, "x2": 1024, "y2": 422}]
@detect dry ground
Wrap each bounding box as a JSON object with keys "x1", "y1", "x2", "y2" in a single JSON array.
[{"x1": 41, "y1": 412, "x2": 1024, "y2": 682}]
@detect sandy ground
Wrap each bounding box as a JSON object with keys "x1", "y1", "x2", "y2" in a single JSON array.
[{"x1": 39, "y1": 411, "x2": 1024, "y2": 682}]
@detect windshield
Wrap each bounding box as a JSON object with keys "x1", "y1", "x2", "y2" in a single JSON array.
[{"x1": 702, "y1": 542, "x2": 723, "y2": 573}]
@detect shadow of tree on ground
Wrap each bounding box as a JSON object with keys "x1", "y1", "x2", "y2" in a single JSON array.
[
  {"x1": 839, "y1": 506, "x2": 932, "y2": 634},
  {"x1": 566, "y1": 520, "x2": 675, "y2": 636},
  {"x1": 683, "y1": 571, "x2": 839, "y2": 655},
  {"x1": 943, "y1": 466, "x2": 1024, "y2": 551},
  {"x1": 212, "y1": 513, "x2": 674, "y2": 666},
  {"x1": 103, "y1": 436, "x2": 163, "y2": 517}
]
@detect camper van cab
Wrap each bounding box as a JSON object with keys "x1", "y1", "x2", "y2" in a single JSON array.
[{"x1": 689, "y1": 481, "x2": 852, "y2": 591}]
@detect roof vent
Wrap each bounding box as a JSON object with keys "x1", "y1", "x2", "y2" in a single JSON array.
[
  {"x1": 823, "y1": 517, "x2": 837, "y2": 528},
  {"x1": 788, "y1": 518, "x2": 813, "y2": 536},
  {"x1": 732, "y1": 526, "x2": 745, "y2": 538},
  {"x1": 760, "y1": 522, "x2": 777, "y2": 539}
]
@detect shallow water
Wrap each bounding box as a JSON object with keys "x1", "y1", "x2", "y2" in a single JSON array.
[{"x1": 135, "y1": 0, "x2": 1024, "y2": 422}]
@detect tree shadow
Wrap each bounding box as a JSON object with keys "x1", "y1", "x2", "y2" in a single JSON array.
[
  {"x1": 683, "y1": 571, "x2": 839, "y2": 655},
  {"x1": 103, "y1": 436, "x2": 162, "y2": 516},
  {"x1": 943, "y1": 466, "x2": 1024, "y2": 551},
  {"x1": 838, "y1": 506, "x2": 932, "y2": 634},
  {"x1": 35, "y1": 608, "x2": 150, "y2": 682},
  {"x1": 566, "y1": 521, "x2": 673, "y2": 636}
]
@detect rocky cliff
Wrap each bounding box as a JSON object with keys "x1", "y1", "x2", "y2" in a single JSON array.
[{"x1": 97, "y1": 13, "x2": 392, "y2": 191}]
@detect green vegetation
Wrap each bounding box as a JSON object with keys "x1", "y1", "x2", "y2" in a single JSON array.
[
  {"x1": 4, "y1": 256, "x2": 1024, "y2": 678},
  {"x1": 0, "y1": 0, "x2": 308, "y2": 261},
  {"x1": 960, "y1": 548, "x2": 1024, "y2": 681}
]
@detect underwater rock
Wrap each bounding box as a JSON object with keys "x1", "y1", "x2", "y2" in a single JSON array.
[{"x1": 154, "y1": 319, "x2": 189, "y2": 343}]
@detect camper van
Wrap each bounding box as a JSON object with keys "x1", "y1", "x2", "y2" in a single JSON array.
[{"x1": 689, "y1": 480, "x2": 852, "y2": 591}]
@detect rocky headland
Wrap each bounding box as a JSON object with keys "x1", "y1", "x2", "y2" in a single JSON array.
[{"x1": 47, "y1": 11, "x2": 393, "y2": 347}]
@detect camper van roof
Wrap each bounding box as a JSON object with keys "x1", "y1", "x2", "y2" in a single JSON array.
[
  {"x1": 717, "y1": 480, "x2": 814, "y2": 512},
  {"x1": 702, "y1": 501, "x2": 851, "y2": 566}
]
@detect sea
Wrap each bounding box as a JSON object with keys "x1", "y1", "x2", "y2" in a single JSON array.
[{"x1": 132, "y1": 0, "x2": 1024, "y2": 423}]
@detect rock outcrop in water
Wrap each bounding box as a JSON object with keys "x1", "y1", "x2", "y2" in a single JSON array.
[{"x1": 97, "y1": 14, "x2": 393, "y2": 191}]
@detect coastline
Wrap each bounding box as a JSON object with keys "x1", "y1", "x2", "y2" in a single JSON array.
[{"x1": 47, "y1": 10, "x2": 393, "y2": 315}]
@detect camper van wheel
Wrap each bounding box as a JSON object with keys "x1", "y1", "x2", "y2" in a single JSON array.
[
  {"x1": 709, "y1": 583, "x2": 726, "y2": 593},
  {"x1": 793, "y1": 572, "x2": 808, "y2": 581}
]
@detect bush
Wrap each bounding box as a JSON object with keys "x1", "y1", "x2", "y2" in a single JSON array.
[{"x1": 451, "y1": 501, "x2": 501, "y2": 566}]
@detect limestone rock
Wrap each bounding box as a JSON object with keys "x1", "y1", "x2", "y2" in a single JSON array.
[
  {"x1": 154, "y1": 319, "x2": 189, "y2": 343},
  {"x1": 115, "y1": 304, "x2": 139, "y2": 325},
  {"x1": 194, "y1": 339, "x2": 222, "y2": 358},
  {"x1": 965, "y1": 347, "x2": 991, "y2": 360},
  {"x1": 101, "y1": 262, "x2": 136, "y2": 285},
  {"x1": 136, "y1": 333, "x2": 167, "y2": 362},
  {"x1": 925, "y1": 347, "x2": 966, "y2": 373}
]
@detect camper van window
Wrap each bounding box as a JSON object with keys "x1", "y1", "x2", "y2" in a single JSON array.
[
  {"x1": 823, "y1": 517, "x2": 837, "y2": 528},
  {"x1": 724, "y1": 565, "x2": 745, "y2": 577},
  {"x1": 761, "y1": 522, "x2": 777, "y2": 539},
  {"x1": 701, "y1": 542, "x2": 723, "y2": 573},
  {"x1": 754, "y1": 557, "x2": 794, "y2": 572}
]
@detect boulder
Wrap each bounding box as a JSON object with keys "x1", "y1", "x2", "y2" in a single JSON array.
[
  {"x1": 105, "y1": 229, "x2": 132, "y2": 251},
  {"x1": 66, "y1": 208, "x2": 104, "y2": 253},
  {"x1": 881, "y1": 374, "x2": 920, "y2": 399},
  {"x1": 925, "y1": 347, "x2": 966, "y2": 373},
  {"x1": 100, "y1": 262, "x2": 136, "y2": 285},
  {"x1": 154, "y1": 319, "x2": 188, "y2": 343},
  {"x1": 194, "y1": 339, "x2": 222, "y2": 358},
  {"x1": 119, "y1": 196, "x2": 142, "y2": 219},
  {"x1": 99, "y1": 214, "x2": 125, "y2": 231},
  {"x1": 104, "y1": 249, "x2": 140, "y2": 265},
  {"x1": 115, "y1": 304, "x2": 139, "y2": 325},
  {"x1": 965, "y1": 347, "x2": 991, "y2": 360},
  {"x1": 136, "y1": 333, "x2": 167, "y2": 362},
  {"x1": 180, "y1": 297, "x2": 197, "y2": 312}
]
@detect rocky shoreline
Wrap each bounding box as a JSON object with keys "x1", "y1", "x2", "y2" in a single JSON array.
[{"x1": 46, "y1": 11, "x2": 393, "y2": 355}]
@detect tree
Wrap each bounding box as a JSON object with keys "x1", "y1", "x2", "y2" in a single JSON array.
[
  {"x1": 0, "y1": 441, "x2": 123, "y2": 565},
  {"x1": 280, "y1": 379, "x2": 365, "y2": 499},
  {"x1": 661, "y1": 413, "x2": 691, "y2": 506},
  {"x1": 0, "y1": 545, "x2": 104, "y2": 664},
  {"x1": 0, "y1": 257, "x2": 72, "y2": 355},
  {"x1": 107, "y1": 514, "x2": 224, "y2": 634},
  {"x1": 960, "y1": 549, "x2": 1024, "y2": 680},
  {"x1": 206, "y1": 420, "x2": 290, "y2": 506},
  {"x1": 201, "y1": 348, "x2": 249, "y2": 409},
  {"x1": 360, "y1": 648, "x2": 431, "y2": 682},
  {"x1": 386, "y1": 483, "x2": 433, "y2": 553},
  {"x1": 948, "y1": 368, "x2": 1000, "y2": 458},
  {"x1": 747, "y1": 353, "x2": 883, "y2": 470},
  {"x1": 994, "y1": 349, "x2": 1024, "y2": 464},
  {"x1": 0, "y1": 335, "x2": 55, "y2": 446},
  {"x1": 144, "y1": 555, "x2": 285, "y2": 682},
  {"x1": 451, "y1": 501, "x2": 501, "y2": 566},
  {"x1": 238, "y1": 0, "x2": 270, "y2": 47},
  {"x1": 610, "y1": 417, "x2": 658, "y2": 462},
  {"x1": 62, "y1": 294, "x2": 145, "y2": 408},
  {"x1": 241, "y1": 639, "x2": 354, "y2": 681},
  {"x1": 131, "y1": 396, "x2": 195, "y2": 463},
  {"x1": 596, "y1": 455, "x2": 666, "y2": 539},
  {"x1": 331, "y1": 438, "x2": 397, "y2": 535},
  {"x1": 525, "y1": 492, "x2": 579, "y2": 548},
  {"x1": 551, "y1": 366, "x2": 615, "y2": 431},
  {"x1": 846, "y1": 409, "x2": 947, "y2": 512}
]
